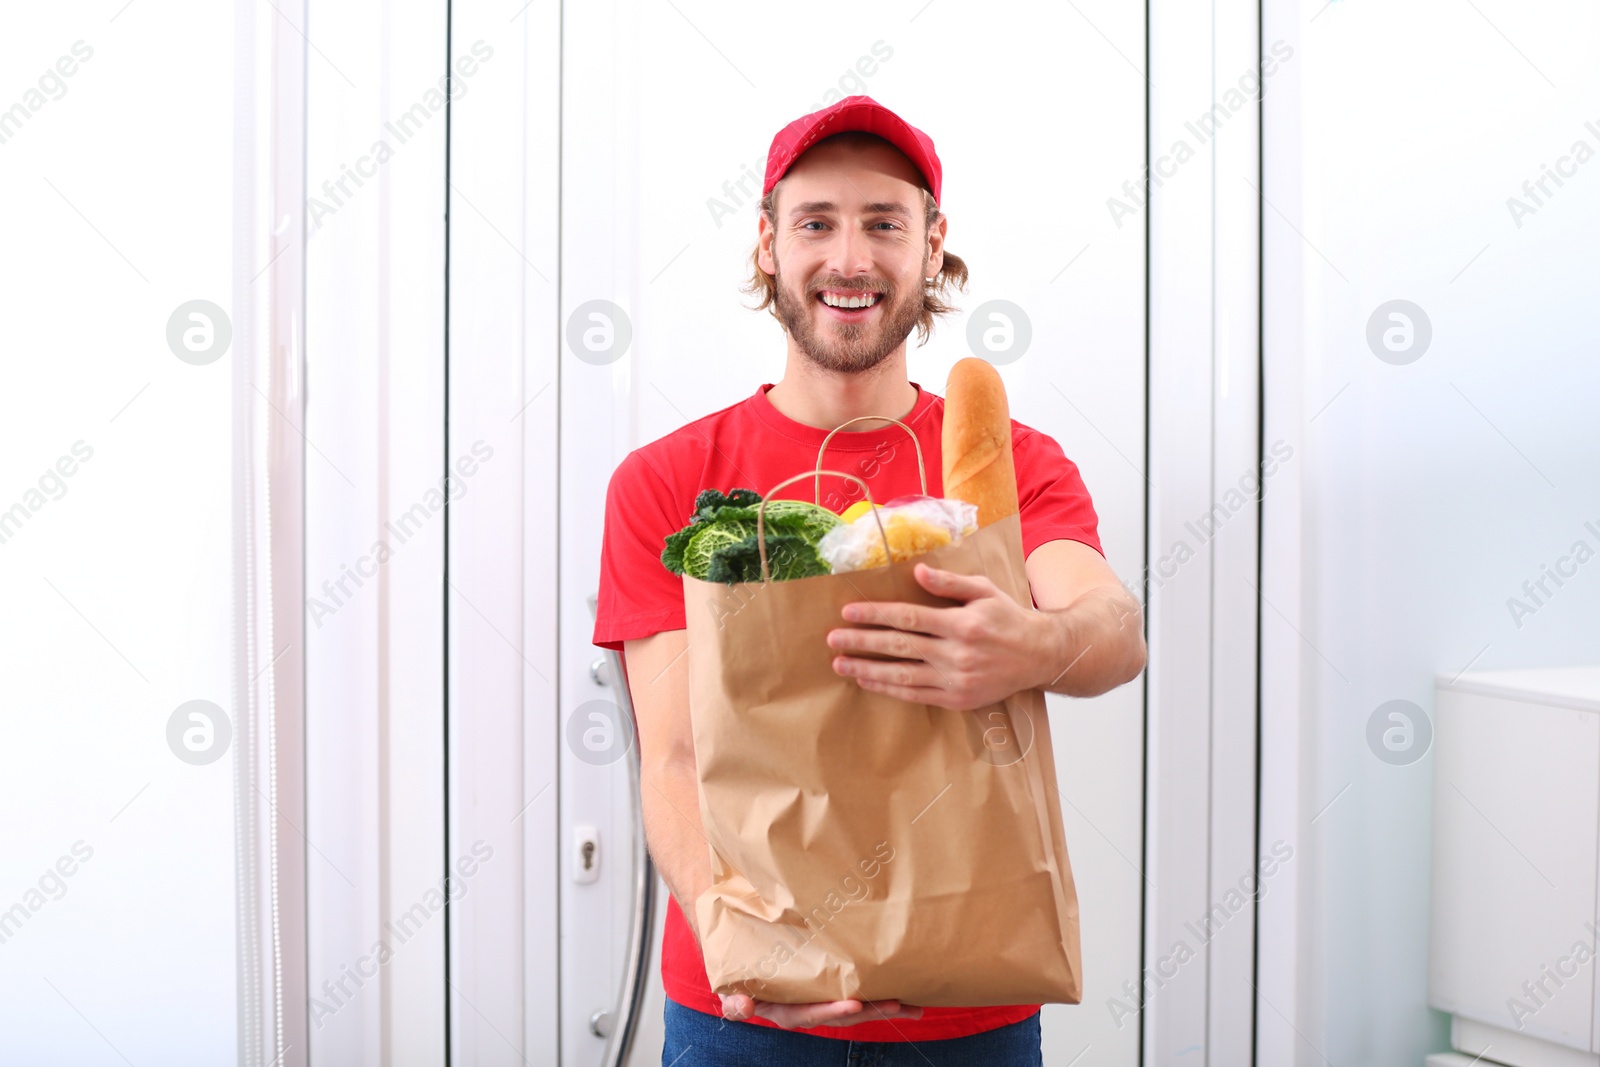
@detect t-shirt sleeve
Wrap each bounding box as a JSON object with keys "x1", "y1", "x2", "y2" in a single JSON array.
[
  {"x1": 592, "y1": 450, "x2": 690, "y2": 652},
  {"x1": 1013, "y1": 428, "x2": 1105, "y2": 560}
]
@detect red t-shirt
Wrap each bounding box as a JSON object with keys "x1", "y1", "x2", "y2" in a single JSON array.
[{"x1": 591, "y1": 381, "x2": 1102, "y2": 1042}]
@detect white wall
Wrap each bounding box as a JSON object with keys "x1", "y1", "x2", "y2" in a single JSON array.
[
  {"x1": 1261, "y1": 1, "x2": 1600, "y2": 1062},
  {"x1": 0, "y1": 6, "x2": 238, "y2": 1064}
]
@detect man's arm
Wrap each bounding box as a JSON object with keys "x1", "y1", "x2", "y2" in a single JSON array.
[
  {"x1": 825, "y1": 538, "x2": 1146, "y2": 708},
  {"x1": 623, "y1": 630, "x2": 713, "y2": 944},
  {"x1": 1024, "y1": 538, "x2": 1147, "y2": 697},
  {"x1": 623, "y1": 629, "x2": 923, "y2": 1030}
]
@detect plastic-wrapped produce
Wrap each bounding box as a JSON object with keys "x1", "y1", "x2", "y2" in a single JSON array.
[{"x1": 816, "y1": 494, "x2": 979, "y2": 572}]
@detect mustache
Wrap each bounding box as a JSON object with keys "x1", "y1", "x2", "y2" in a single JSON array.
[{"x1": 810, "y1": 281, "x2": 887, "y2": 294}]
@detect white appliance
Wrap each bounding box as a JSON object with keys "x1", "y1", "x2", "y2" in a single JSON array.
[{"x1": 1429, "y1": 665, "x2": 1600, "y2": 1067}]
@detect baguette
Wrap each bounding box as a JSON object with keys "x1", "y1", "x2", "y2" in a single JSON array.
[{"x1": 941, "y1": 357, "x2": 1019, "y2": 527}]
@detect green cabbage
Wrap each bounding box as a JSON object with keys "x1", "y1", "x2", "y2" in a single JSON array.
[
  {"x1": 682, "y1": 520, "x2": 755, "y2": 579},
  {"x1": 705, "y1": 532, "x2": 829, "y2": 584},
  {"x1": 660, "y1": 489, "x2": 843, "y2": 583},
  {"x1": 754, "y1": 499, "x2": 846, "y2": 545}
]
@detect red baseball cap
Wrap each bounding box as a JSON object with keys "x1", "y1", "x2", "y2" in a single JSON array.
[{"x1": 762, "y1": 95, "x2": 943, "y2": 205}]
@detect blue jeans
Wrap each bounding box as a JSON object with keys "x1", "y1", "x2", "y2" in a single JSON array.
[{"x1": 661, "y1": 997, "x2": 1043, "y2": 1066}]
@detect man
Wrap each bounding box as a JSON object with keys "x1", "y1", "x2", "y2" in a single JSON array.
[{"x1": 592, "y1": 96, "x2": 1146, "y2": 1065}]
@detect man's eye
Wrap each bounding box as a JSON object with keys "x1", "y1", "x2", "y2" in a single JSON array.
[{"x1": 800, "y1": 221, "x2": 899, "y2": 231}]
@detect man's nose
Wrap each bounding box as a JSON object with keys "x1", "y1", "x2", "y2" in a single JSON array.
[{"x1": 826, "y1": 224, "x2": 875, "y2": 280}]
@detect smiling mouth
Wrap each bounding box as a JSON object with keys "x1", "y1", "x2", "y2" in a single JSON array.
[{"x1": 815, "y1": 290, "x2": 883, "y2": 317}]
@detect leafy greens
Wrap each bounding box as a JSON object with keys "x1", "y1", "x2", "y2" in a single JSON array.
[{"x1": 660, "y1": 488, "x2": 842, "y2": 583}]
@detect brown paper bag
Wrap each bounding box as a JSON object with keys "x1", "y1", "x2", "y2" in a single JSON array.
[{"x1": 681, "y1": 457, "x2": 1083, "y2": 1007}]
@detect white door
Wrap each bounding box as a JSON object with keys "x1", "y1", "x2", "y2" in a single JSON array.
[{"x1": 549, "y1": 6, "x2": 1148, "y2": 1066}]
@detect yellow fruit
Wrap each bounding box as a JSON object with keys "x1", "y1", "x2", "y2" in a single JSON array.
[{"x1": 840, "y1": 500, "x2": 876, "y2": 524}]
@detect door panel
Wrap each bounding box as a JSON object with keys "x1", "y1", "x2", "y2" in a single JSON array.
[{"x1": 554, "y1": 4, "x2": 1148, "y2": 1064}]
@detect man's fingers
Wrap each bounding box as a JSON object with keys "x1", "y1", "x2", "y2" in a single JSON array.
[
  {"x1": 755, "y1": 999, "x2": 862, "y2": 1029},
  {"x1": 756, "y1": 998, "x2": 925, "y2": 1030},
  {"x1": 836, "y1": 566, "x2": 997, "y2": 637},
  {"x1": 840, "y1": 598, "x2": 960, "y2": 637},
  {"x1": 827, "y1": 623, "x2": 944, "y2": 660},
  {"x1": 817, "y1": 999, "x2": 925, "y2": 1027},
  {"x1": 803, "y1": 1001, "x2": 867, "y2": 1027},
  {"x1": 719, "y1": 993, "x2": 756, "y2": 1020},
  {"x1": 913, "y1": 563, "x2": 996, "y2": 603},
  {"x1": 861, "y1": 999, "x2": 924, "y2": 1020},
  {"x1": 832, "y1": 655, "x2": 946, "y2": 692}
]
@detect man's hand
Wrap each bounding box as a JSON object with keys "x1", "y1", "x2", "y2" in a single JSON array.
[
  {"x1": 718, "y1": 992, "x2": 923, "y2": 1030},
  {"x1": 826, "y1": 562, "x2": 1057, "y2": 710}
]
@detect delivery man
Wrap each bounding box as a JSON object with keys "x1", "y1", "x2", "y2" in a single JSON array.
[{"x1": 592, "y1": 95, "x2": 1147, "y2": 1065}]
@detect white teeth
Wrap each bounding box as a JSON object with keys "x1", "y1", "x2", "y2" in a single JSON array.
[{"x1": 820, "y1": 292, "x2": 878, "y2": 309}]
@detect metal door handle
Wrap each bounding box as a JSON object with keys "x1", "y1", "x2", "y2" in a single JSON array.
[{"x1": 588, "y1": 594, "x2": 656, "y2": 1067}]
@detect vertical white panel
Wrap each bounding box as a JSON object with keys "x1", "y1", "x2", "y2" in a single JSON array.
[
  {"x1": 1209, "y1": 0, "x2": 1265, "y2": 1062},
  {"x1": 237, "y1": 1, "x2": 312, "y2": 1061},
  {"x1": 521, "y1": 1, "x2": 564, "y2": 1063},
  {"x1": 303, "y1": 0, "x2": 449, "y2": 1062},
  {"x1": 1146, "y1": 0, "x2": 1263, "y2": 1062},
  {"x1": 1145, "y1": 0, "x2": 1220, "y2": 1058},
  {"x1": 1257, "y1": 1, "x2": 1310, "y2": 1063},
  {"x1": 446, "y1": 2, "x2": 547, "y2": 1063},
  {"x1": 557, "y1": 0, "x2": 638, "y2": 1060},
  {"x1": 377, "y1": 5, "x2": 454, "y2": 1055}
]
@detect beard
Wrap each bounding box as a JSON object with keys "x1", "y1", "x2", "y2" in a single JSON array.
[{"x1": 772, "y1": 252, "x2": 926, "y2": 375}]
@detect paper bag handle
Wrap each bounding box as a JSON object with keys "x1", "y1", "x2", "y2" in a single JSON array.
[
  {"x1": 757, "y1": 470, "x2": 891, "y2": 584},
  {"x1": 813, "y1": 416, "x2": 927, "y2": 505}
]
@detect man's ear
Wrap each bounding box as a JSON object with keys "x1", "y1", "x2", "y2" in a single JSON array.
[
  {"x1": 757, "y1": 213, "x2": 776, "y2": 277},
  {"x1": 925, "y1": 211, "x2": 947, "y2": 280}
]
